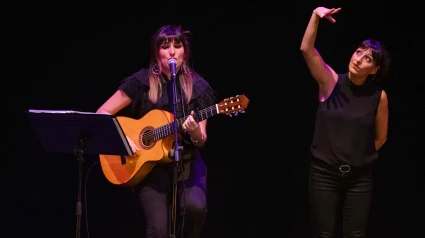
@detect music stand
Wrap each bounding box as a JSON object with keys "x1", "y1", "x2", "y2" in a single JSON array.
[{"x1": 26, "y1": 109, "x2": 133, "y2": 238}]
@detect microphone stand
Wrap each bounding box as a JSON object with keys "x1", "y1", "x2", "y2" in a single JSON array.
[{"x1": 169, "y1": 62, "x2": 181, "y2": 238}]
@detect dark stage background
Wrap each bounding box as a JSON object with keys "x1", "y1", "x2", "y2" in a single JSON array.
[{"x1": 6, "y1": 0, "x2": 424, "y2": 238}]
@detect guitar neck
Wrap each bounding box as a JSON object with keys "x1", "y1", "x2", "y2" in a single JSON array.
[{"x1": 153, "y1": 104, "x2": 218, "y2": 140}]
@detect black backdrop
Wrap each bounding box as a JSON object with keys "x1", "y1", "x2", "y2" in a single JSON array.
[{"x1": 7, "y1": 0, "x2": 424, "y2": 237}]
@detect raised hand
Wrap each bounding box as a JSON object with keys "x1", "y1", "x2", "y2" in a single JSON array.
[{"x1": 314, "y1": 7, "x2": 341, "y2": 23}]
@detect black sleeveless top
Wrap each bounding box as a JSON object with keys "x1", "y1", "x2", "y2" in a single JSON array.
[{"x1": 310, "y1": 73, "x2": 382, "y2": 167}]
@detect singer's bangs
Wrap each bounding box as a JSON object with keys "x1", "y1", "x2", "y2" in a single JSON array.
[{"x1": 157, "y1": 32, "x2": 184, "y2": 48}]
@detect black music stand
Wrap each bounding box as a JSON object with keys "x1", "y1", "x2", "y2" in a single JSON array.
[{"x1": 26, "y1": 109, "x2": 133, "y2": 238}]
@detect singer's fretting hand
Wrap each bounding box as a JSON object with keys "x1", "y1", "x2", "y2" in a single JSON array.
[
  {"x1": 126, "y1": 135, "x2": 140, "y2": 153},
  {"x1": 182, "y1": 111, "x2": 199, "y2": 133},
  {"x1": 314, "y1": 7, "x2": 341, "y2": 23}
]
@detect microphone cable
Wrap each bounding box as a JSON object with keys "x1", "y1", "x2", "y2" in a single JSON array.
[{"x1": 83, "y1": 160, "x2": 100, "y2": 238}]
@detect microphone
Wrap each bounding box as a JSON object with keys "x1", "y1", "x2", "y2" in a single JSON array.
[{"x1": 168, "y1": 58, "x2": 177, "y2": 79}]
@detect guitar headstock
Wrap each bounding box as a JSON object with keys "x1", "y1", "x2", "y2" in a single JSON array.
[{"x1": 217, "y1": 94, "x2": 250, "y2": 117}]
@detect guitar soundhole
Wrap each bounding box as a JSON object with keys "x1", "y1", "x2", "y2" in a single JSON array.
[{"x1": 139, "y1": 126, "x2": 155, "y2": 149}]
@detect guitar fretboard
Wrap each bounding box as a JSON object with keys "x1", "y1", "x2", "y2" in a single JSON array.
[{"x1": 153, "y1": 104, "x2": 218, "y2": 140}]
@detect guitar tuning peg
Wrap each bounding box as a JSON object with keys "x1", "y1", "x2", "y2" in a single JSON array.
[
  {"x1": 240, "y1": 110, "x2": 246, "y2": 113},
  {"x1": 228, "y1": 113, "x2": 233, "y2": 117},
  {"x1": 235, "y1": 111, "x2": 239, "y2": 116}
]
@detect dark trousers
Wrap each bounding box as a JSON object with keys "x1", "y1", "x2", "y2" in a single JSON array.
[
  {"x1": 309, "y1": 157, "x2": 373, "y2": 238},
  {"x1": 137, "y1": 156, "x2": 207, "y2": 238}
]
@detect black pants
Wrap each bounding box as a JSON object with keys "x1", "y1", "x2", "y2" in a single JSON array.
[
  {"x1": 309, "y1": 157, "x2": 373, "y2": 238},
  {"x1": 137, "y1": 156, "x2": 207, "y2": 238}
]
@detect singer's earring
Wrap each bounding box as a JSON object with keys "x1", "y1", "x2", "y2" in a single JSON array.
[
  {"x1": 152, "y1": 63, "x2": 160, "y2": 75},
  {"x1": 180, "y1": 63, "x2": 186, "y2": 74}
]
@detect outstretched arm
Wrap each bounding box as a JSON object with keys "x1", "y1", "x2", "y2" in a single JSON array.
[{"x1": 300, "y1": 7, "x2": 341, "y2": 101}]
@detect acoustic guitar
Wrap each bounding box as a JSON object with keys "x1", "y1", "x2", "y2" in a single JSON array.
[{"x1": 99, "y1": 94, "x2": 250, "y2": 187}]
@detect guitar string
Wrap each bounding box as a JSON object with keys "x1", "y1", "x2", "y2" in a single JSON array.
[
  {"x1": 149, "y1": 103, "x2": 240, "y2": 139},
  {"x1": 137, "y1": 101, "x2": 243, "y2": 144},
  {"x1": 139, "y1": 100, "x2": 243, "y2": 142},
  {"x1": 138, "y1": 106, "x2": 218, "y2": 143},
  {"x1": 140, "y1": 108, "x2": 211, "y2": 141}
]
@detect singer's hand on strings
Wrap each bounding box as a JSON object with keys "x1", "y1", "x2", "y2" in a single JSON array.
[
  {"x1": 126, "y1": 135, "x2": 140, "y2": 153},
  {"x1": 182, "y1": 111, "x2": 199, "y2": 133},
  {"x1": 314, "y1": 7, "x2": 341, "y2": 23}
]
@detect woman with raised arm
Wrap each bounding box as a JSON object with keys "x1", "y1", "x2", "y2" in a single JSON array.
[{"x1": 300, "y1": 6, "x2": 390, "y2": 238}]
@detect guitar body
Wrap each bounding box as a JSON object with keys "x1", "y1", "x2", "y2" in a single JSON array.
[
  {"x1": 98, "y1": 94, "x2": 250, "y2": 187},
  {"x1": 99, "y1": 109, "x2": 175, "y2": 187}
]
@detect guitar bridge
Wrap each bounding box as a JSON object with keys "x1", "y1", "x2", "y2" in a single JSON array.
[{"x1": 120, "y1": 155, "x2": 126, "y2": 165}]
